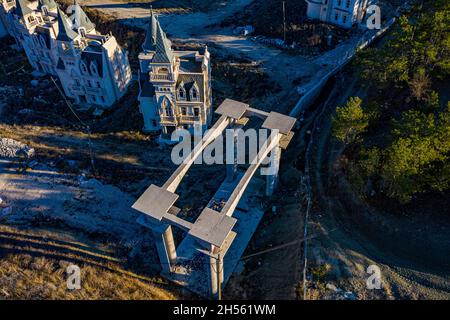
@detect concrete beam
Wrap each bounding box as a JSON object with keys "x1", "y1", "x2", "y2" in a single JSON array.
[
  {"x1": 163, "y1": 114, "x2": 230, "y2": 193},
  {"x1": 220, "y1": 132, "x2": 282, "y2": 217}
]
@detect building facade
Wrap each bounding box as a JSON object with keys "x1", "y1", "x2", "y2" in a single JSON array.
[
  {"x1": 0, "y1": 0, "x2": 132, "y2": 108},
  {"x1": 306, "y1": 0, "x2": 369, "y2": 28},
  {"x1": 138, "y1": 11, "x2": 212, "y2": 136}
]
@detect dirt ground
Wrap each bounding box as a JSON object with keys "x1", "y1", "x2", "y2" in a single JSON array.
[{"x1": 301, "y1": 72, "x2": 450, "y2": 300}]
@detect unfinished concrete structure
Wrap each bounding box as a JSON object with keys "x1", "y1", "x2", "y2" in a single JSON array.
[{"x1": 132, "y1": 99, "x2": 296, "y2": 298}]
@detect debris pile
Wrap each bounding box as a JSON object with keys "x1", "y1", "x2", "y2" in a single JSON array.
[{"x1": 0, "y1": 138, "x2": 35, "y2": 158}]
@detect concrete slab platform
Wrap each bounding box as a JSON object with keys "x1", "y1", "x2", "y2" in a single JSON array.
[
  {"x1": 215, "y1": 99, "x2": 249, "y2": 120},
  {"x1": 262, "y1": 111, "x2": 296, "y2": 135},
  {"x1": 132, "y1": 184, "x2": 179, "y2": 221},
  {"x1": 189, "y1": 208, "x2": 237, "y2": 248},
  {"x1": 163, "y1": 172, "x2": 266, "y2": 297}
]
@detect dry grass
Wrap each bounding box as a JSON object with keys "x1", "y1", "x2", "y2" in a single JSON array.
[{"x1": 0, "y1": 224, "x2": 178, "y2": 300}]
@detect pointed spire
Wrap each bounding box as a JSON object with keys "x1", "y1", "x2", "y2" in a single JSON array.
[
  {"x1": 142, "y1": 5, "x2": 157, "y2": 52},
  {"x1": 56, "y1": 6, "x2": 78, "y2": 41},
  {"x1": 15, "y1": 0, "x2": 33, "y2": 17},
  {"x1": 152, "y1": 18, "x2": 173, "y2": 63}
]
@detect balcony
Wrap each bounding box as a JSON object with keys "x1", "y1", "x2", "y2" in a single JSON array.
[
  {"x1": 179, "y1": 115, "x2": 202, "y2": 124},
  {"x1": 160, "y1": 115, "x2": 177, "y2": 125},
  {"x1": 150, "y1": 73, "x2": 173, "y2": 82}
]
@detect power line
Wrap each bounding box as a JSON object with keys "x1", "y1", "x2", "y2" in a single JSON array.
[{"x1": 50, "y1": 76, "x2": 97, "y2": 174}]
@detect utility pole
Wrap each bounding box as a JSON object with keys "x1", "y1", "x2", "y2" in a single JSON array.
[{"x1": 283, "y1": 1, "x2": 286, "y2": 43}]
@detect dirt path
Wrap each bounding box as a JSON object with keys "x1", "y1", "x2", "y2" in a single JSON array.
[{"x1": 304, "y1": 74, "x2": 450, "y2": 300}]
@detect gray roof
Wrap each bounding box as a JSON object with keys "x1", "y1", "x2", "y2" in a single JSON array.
[
  {"x1": 142, "y1": 10, "x2": 157, "y2": 52},
  {"x1": 15, "y1": 0, "x2": 33, "y2": 17},
  {"x1": 152, "y1": 20, "x2": 173, "y2": 63},
  {"x1": 177, "y1": 74, "x2": 204, "y2": 101},
  {"x1": 76, "y1": 5, "x2": 96, "y2": 32},
  {"x1": 179, "y1": 58, "x2": 203, "y2": 73},
  {"x1": 56, "y1": 7, "x2": 78, "y2": 42}
]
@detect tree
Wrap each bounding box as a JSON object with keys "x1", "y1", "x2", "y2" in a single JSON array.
[
  {"x1": 381, "y1": 104, "x2": 450, "y2": 202},
  {"x1": 332, "y1": 97, "x2": 369, "y2": 145}
]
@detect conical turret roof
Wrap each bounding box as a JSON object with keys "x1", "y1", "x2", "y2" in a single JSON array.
[
  {"x1": 56, "y1": 6, "x2": 78, "y2": 42},
  {"x1": 142, "y1": 8, "x2": 157, "y2": 52},
  {"x1": 152, "y1": 19, "x2": 173, "y2": 63},
  {"x1": 15, "y1": 0, "x2": 33, "y2": 17}
]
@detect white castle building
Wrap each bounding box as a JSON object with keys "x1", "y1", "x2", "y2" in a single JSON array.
[
  {"x1": 0, "y1": 0, "x2": 132, "y2": 108},
  {"x1": 138, "y1": 10, "x2": 212, "y2": 136},
  {"x1": 306, "y1": 0, "x2": 369, "y2": 28}
]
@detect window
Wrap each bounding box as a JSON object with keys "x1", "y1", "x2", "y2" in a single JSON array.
[
  {"x1": 165, "y1": 107, "x2": 173, "y2": 117},
  {"x1": 346, "y1": 0, "x2": 351, "y2": 8},
  {"x1": 42, "y1": 5, "x2": 49, "y2": 15},
  {"x1": 343, "y1": 15, "x2": 348, "y2": 24},
  {"x1": 75, "y1": 79, "x2": 81, "y2": 86},
  {"x1": 152, "y1": 120, "x2": 157, "y2": 127},
  {"x1": 190, "y1": 83, "x2": 200, "y2": 101},
  {"x1": 78, "y1": 27, "x2": 86, "y2": 38},
  {"x1": 181, "y1": 107, "x2": 187, "y2": 116},
  {"x1": 91, "y1": 95, "x2": 96, "y2": 102},
  {"x1": 90, "y1": 62, "x2": 98, "y2": 76},
  {"x1": 194, "y1": 108, "x2": 200, "y2": 117},
  {"x1": 337, "y1": 0, "x2": 342, "y2": 6},
  {"x1": 96, "y1": 81, "x2": 101, "y2": 88},
  {"x1": 80, "y1": 61, "x2": 88, "y2": 74},
  {"x1": 178, "y1": 87, "x2": 185, "y2": 99},
  {"x1": 101, "y1": 96, "x2": 105, "y2": 103},
  {"x1": 335, "y1": 12, "x2": 339, "y2": 21},
  {"x1": 87, "y1": 80, "x2": 92, "y2": 88}
]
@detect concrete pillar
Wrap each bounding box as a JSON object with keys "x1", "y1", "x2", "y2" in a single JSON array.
[
  {"x1": 152, "y1": 224, "x2": 177, "y2": 274},
  {"x1": 226, "y1": 127, "x2": 238, "y2": 182},
  {"x1": 207, "y1": 245, "x2": 224, "y2": 299},
  {"x1": 266, "y1": 145, "x2": 282, "y2": 196}
]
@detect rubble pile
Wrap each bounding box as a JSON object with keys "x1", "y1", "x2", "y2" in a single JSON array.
[{"x1": 0, "y1": 138, "x2": 35, "y2": 158}]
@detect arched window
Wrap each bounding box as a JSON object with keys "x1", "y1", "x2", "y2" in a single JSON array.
[
  {"x1": 177, "y1": 82, "x2": 186, "y2": 100},
  {"x1": 42, "y1": 5, "x2": 49, "y2": 15},
  {"x1": 78, "y1": 27, "x2": 86, "y2": 38},
  {"x1": 190, "y1": 82, "x2": 200, "y2": 101},
  {"x1": 80, "y1": 61, "x2": 88, "y2": 74},
  {"x1": 39, "y1": 36, "x2": 46, "y2": 48},
  {"x1": 90, "y1": 62, "x2": 98, "y2": 76}
]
